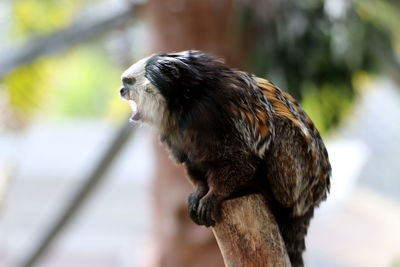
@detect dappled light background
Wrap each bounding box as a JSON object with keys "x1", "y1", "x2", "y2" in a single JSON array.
[{"x1": 0, "y1": 0, "x2": 400, "y2": 267}]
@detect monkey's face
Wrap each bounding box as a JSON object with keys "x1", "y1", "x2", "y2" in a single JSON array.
[
  {"x1": 120, "y1": 56, "x2": 168, "y2": 127},
  {"x1": 120, "y1": 51, "x2": 227, "y2": 130}
]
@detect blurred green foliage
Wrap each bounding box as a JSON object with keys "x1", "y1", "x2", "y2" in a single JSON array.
[
  {"x1": 12, "y1": 0, "x2": 80, "y2": 39},
  {"x1": 242, "y1": 0, "x2": 399, "y2": 133},
  {"x1": 4, "y1": 61, "x2": 51, "y2": 115},
  {"x1": 46, "y1": 47, "x2": 122, "y2": 117},
  {"x1": 3, "y1": 0, "x2": 79, "y2": 119},
  {"x1": 357, "y1": 0, "x2": 400, "y2": 46},
  {"x1": 392, "y1": 258, "x2": 400, "y2": 267},
  {"x1": 3, "y1": 0, "x2": 128, "y2": 123},
  {"x1": 3, "y1": 47, "x2": 125, "y2": 119}
]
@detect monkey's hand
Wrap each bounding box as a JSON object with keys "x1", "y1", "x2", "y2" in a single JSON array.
[
  {"x1": 190, "y1": 192, "x2": 221, "y2": 227},
  {"x1": 188, "y1": 185, "x2": 218, "y2": 226},
  {"x1": 188, "y1": 191, "x2": 202, "y2": 225},
  {"x1": 188, "y1": 158, "x2": 257, "y2": 227}
]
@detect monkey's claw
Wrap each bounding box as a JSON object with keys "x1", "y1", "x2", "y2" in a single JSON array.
[
  {"x1": 188, "y1": 192, "x2": 202, "y2": 225},
  {"x1": 196, "y1": 194, "x2": 220, "y2": 227}
]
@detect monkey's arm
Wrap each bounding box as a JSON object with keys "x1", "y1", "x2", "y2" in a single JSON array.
[
  {"x1": 186, "y1": 164, "x2": 209, "y2": 225},
  {"x1": 189, "y1": 154, "x2": 258, "y2": 227}
]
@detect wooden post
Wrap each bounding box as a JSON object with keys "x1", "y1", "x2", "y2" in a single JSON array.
[{"x1": 212, "y1": 194, "x2": 291, "y2": 267}]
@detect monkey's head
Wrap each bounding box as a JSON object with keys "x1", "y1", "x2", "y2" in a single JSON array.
[{"x1": 120, "y1": 50, "x2": 233, "y2": 131}]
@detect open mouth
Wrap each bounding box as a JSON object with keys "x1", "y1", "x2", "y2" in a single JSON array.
[{"x1": 127, "y1": 99, "x2": 141, "y2": 121}]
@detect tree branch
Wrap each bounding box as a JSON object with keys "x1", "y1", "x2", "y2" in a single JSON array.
[
  {"x1": 19, "y1": 120, "x2": 136, "y2": 267},
  {"x1": 0, "y1": 0, "x2": 142, "y2": 78},
  {"x1": 212, "y1": 194, "x2": 291, "y2": 267}
]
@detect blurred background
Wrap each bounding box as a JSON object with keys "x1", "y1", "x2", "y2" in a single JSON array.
[{"x1": 1, "y1": 0, "x2": 400, "y2": 266}]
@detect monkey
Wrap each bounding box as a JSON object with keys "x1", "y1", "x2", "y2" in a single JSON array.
[{"x1": 119, "y1": 50, "x2": 331, "y2": 267}]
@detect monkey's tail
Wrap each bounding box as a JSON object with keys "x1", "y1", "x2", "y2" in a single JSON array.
[{"x1": 273, "y1": 208, "x2": 314, "y2": 267}]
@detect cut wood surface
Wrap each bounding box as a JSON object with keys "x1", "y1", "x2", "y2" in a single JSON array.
[{"x1": 212, "y1": 194, "x2": 291, "y2": 267}]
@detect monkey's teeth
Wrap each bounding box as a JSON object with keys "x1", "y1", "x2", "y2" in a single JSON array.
[
  {"x1": 128, "y1": 100, "x2": 141, "y2": 121},
  {"x1": 128, "y1": 100, "x2": 137, "y2": 114}
]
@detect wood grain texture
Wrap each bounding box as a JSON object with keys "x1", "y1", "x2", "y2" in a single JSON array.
[{"x1": 212, "y1": 194, "x2": 291, "y2": 267}]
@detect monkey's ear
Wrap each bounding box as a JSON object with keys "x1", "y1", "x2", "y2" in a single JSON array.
[
  {"x1": 145, "y1": 55, "x2": 196, "y2": 105},
  {"x1": 145, "y1": 56, "x2": 178, "y2": 101},
  {"x1": 166, "y1": 61, "x2": 181, "y2": 79}
]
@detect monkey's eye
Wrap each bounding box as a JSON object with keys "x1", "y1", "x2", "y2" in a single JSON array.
[
  {"x1": 122, "y1": 77, "x2": 136, "y2": 86},
  {"x1": 145, "y1": 87, "x2": 155, "y2": 95}
]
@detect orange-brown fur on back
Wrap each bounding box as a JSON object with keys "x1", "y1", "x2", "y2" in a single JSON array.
[{"x1": 256, "y1": 77, "x2": 304, "y2": 129}]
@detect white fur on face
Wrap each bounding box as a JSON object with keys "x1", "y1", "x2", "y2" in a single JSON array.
[{"x1": 121, "y1": 56, "x2": 168, "y2": 128}]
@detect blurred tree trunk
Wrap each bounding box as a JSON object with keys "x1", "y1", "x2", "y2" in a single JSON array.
[
  {"x1": 150, "y1": 141, "x2": 224, "y2": 267},
  {"x1": 144, "y1": 1, "x2": 255, "y2": 266},
  {"x1": 147, "y1": 0, "x2": 248, "y2": 68}
]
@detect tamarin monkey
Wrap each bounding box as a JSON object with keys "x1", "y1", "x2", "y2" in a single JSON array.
[{"x1": 119, "y1": 50, "x2": 331, "y2": 267}]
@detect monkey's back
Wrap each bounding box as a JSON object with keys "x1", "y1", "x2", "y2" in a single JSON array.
[
  {"x1": 253, "y1": 77, "x2": 331, "y2": 217},
  {"x1": 241, "y1": 77, "x2": 331, "y2": 266},
  {"x1": 263, "y1": 119, "x2": 330, "y2": 217}
]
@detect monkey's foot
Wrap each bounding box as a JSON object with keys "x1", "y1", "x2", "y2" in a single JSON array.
[{"x1": 196, "y1": 193, "x2": 220, "y2": 227}]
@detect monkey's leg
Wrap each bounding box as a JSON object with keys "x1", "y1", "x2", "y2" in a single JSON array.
[
  {"x1": 274, "y1": 208, "x2": 314, "y2": 267},
  {"x1": 196, "y1": 159, "x2": 256, "y2": 227},
  {"x1": 186, "y1": 166, "x2": 209, "y2": 225}
]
